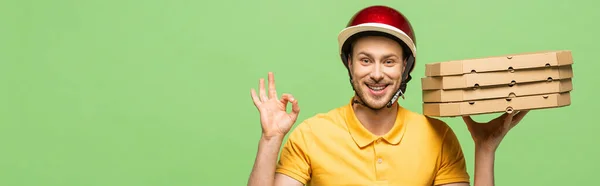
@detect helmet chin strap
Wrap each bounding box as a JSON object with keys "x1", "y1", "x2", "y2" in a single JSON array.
[{"x1": 385, "y1": 55, "x2": 415, "y2": 108}]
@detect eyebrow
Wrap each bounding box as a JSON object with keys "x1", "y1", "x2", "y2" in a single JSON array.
[{"x1": 356, "y1": 52, "x2": 399, "y2": 59}]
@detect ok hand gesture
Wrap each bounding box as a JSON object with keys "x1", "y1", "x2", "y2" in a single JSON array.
[{"x1": 251, "y1": 72, "x2": 300, "y2": 140}]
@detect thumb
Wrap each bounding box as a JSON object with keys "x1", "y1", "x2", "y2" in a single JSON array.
[
  {"x1": 462, "y1": 115, "x2": 476, "y2": 124},
  {"x1": 462, "y1": 115, "x2": 476, "y2": 131}
]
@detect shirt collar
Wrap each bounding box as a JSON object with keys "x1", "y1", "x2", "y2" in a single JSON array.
[{"x1": 344, "y1": 97, "x2": 408, "y2": 148}]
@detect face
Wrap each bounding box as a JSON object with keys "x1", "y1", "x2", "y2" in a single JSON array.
[{"x1": 347, "y1": 36, "x2": 406, "y2": 110}]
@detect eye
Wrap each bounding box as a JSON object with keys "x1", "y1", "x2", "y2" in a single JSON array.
[
  {"x1": 361, "y1": 59, "x2": 370, "y2": 64},
  {"x1": 385, "y1": 60, "x2": 395, "y2": 64}
]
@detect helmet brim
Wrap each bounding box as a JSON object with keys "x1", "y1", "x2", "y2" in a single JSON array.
[{"x1": 338, "y1": 22, "x2": 417, "y2": 60}]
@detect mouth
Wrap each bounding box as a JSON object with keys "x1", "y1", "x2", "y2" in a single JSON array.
[{"x1": 365, "y1": 83, "x2": 390, "y2": 95}]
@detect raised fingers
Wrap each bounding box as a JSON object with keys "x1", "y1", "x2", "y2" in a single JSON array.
[
  {"x1": 268, "y1": 72, "x2": 277, "y2": 99},
  {"x1": 250, "y1": 88, "x2": 261, "y2": 107},
  {"x1": 259, "y1": 78, "x2": 268, "y2": 102}
]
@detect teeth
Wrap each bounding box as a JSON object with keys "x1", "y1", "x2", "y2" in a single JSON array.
[{"x1": 368, "y1": 85, "x2": 386, "y2": 91}]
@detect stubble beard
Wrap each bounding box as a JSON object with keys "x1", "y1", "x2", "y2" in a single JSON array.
[{"x1": 352, "y1": 79, "x2": 393, "y2": 110}]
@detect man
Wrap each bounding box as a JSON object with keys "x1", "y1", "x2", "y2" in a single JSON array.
[{"x1": 247, "y1": 5, "x2": 528, "y2": 186}]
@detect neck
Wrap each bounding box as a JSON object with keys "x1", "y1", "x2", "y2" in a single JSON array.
[{"x1": 352, "y1": 98, "x2": 398, "y2": 136}]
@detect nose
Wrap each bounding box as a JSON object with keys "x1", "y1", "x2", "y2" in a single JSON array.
[{"x1": 370, "y1": 63, "x2": 384, "y2": 82}]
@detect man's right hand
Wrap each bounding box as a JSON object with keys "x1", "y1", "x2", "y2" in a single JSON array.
[{"x1": 251, "y1": 72, "x2": 300, "y2": 140}]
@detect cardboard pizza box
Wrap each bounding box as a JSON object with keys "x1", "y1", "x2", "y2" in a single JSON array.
[
  {"x1": 422, "y1": 79, "x2": 573, "y2": 103},
  {"x1": 425, "y1": 50, "x2": 573, "y2": 77},
  {"x1": 422, "y1": 92, "x2": 571, "y2": 117},
  {"x1": 421, "y1": 65, "x2": 573, "y2": 90}
]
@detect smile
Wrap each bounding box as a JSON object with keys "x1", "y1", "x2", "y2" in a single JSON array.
[{"x1": 366, "y1": 83, "x2": 389, "y2": 91}]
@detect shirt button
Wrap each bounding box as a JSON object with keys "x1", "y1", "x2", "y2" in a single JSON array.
[{"x1": 377, "y1": 158, "x2": 383, "y2": 164}]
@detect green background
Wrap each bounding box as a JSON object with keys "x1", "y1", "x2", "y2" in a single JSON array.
[{"x1": 1, "y1": 0, "x2": 598, "y2": 185}]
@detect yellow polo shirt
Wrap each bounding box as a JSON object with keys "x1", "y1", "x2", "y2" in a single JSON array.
[{"x1": 276, "y1": 99, "x2": 470, "y2": 185}]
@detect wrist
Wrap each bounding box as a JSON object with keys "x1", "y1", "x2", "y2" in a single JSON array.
[
  {"x1": 473, "y1": 144, "x2": 497, "y2": 186},
  {"x1": 475, "y1": 143, "x2": 498, "y2": 154},
  {"x1": 474, "y1": 144, "x2": 496, "y2": 165},
  {"x1": 260, "y1": 134, "x2": 285, "y2": 144}
]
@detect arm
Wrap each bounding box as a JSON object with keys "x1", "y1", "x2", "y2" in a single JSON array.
[
  {"x1": 460, "y1": 110, "x2": 530, "y2": 186},
  {"x1": 247, "y1": 72, "x2": 305, "y2": 186},
  {"x1": 471, "y1": 146, "x2": 496, "y2": 186},
  {"x1": 247, "y1": 136, "x2": 302, "y2": 186}
]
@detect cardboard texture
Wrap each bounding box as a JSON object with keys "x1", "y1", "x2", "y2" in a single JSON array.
[
  {"x1": 421, "y1": 50, "x2": 574, "y2": 117},
  {"x1": 423, "y1": 92, "x2": 571, "y2": 117},
  {"x1": 421, "y1": 65, "x2": 573, "y2": 90},
  {"x1": 425, "y1": 50, "x2": 573, "y2": 76},
  {"x1": 423, "y1": 79, "x2": 573, "y2": 103}
]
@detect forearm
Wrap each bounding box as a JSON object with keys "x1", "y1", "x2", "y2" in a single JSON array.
[
  {"x1": 472, "y1": 145, "x2": 496, "y2": 186},
  {"x1": 247, "y1": 135, "x2": 284, "y2": 186}
]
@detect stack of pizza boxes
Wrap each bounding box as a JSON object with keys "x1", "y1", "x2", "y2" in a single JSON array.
[{"x1": 421, "y1": 50, "x2": 574, "y2": 117}]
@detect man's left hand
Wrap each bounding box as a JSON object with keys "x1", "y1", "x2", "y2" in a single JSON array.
[{"x1": 462, "y1": 110, "x2": 530, "y2": 152}]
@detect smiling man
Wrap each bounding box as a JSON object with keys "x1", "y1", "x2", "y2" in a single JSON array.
[{"x1": 247, "y1": 5, "x2": 528, "y2": 186}]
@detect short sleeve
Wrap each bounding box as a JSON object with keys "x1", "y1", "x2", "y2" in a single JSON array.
[
  {"x1": 275, "y1": 124, "x2": 312, "y2": 184},
  {"x1": 434, "y1": 127, "x2": 470, "y2": 185}
]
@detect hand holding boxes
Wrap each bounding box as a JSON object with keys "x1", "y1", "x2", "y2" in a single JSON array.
[{"x1": 421, "y1": 50, "x2": 574, "y2": 117}]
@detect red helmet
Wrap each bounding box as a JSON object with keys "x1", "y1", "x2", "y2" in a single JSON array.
[{"x1": 338, "y1": 5, "x2": 417, "y2": 107}]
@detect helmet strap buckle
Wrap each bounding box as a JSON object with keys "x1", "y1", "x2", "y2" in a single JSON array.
[{"x1": 385, "y1": 54, "x2": 415, "y2": 108}]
